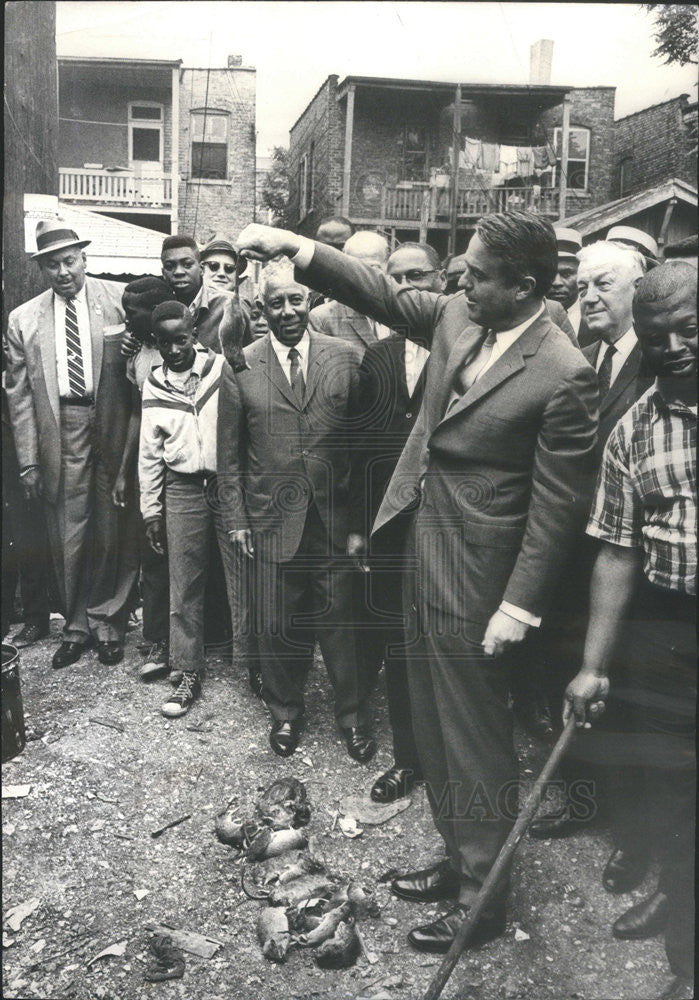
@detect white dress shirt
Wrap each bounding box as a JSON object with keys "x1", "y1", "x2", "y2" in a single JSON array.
[
  {"x1": 54, "y1": 286, "x2": 94, "y2": 398},
  {"x1": 405, "y1": 342, "x2": 429, "y2": 397},
  {"x1": 292, "y1": 237, "x2": 542, "y2": 627},
  {"x1": 270, "y1": 329, "x2": 310, "y2": 383},
  {"x1": 567, "y1": 298, "x2": 581, "y2": 335},
  {"x1": 595, "y1": 326, "x2": 637, "y2": 386}
]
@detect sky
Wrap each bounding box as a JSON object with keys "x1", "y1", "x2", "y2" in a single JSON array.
[{"x1": 56, "y1": 1, "x2": 698, "y2": 155}]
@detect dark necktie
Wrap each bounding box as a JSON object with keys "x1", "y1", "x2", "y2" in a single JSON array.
[
  {"x1": 597, "y1": 342, "x2": 616, "y2": 398},
  {"x1": 446, "y1": 330, "x2": 495, "y2": 414},
  {"x1": 288, "y1": 347, "x2": 305, "y2": 406},
  {"x1": 64, "y1": 297, "x2": 86, "y2": 397}
]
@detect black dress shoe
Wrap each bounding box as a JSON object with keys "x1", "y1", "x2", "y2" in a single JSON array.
[
  {"x1": 269, "y1": 718, "x2": 303, "y2": 758},
  {"x1": 341, "y1": 726, "x2": 377, "y2": 764},
  {"x1": 11, "y1": 623, "x2": 50, "y2": 647},
  {"x1": 392, "y1": 860, "x2": 461, "y2": 903},
  {"x1": 407, "y1": 903, "x2": 506, "y2": 953},
  {"x1": 602, "y1": 847, "x2": 649, "y2": 894},
  {"x1": 657, "y1": 976, "x2": 695, "y2": 999},
  {"x1": 96, "y1": 641, "x2": 124, "y2": 665},
  {"x1": 248, "y1": 667, "x2": 263, "y2": 699},
  {"x1": 612, "y1": 890, "x2": 669, "y2": 939},
  {"x1": 52, "y1": 640, "x2": 89, "y2": 670},
  {"x1": 371, "y1": 765, "x2": 420, "y2": 803}
]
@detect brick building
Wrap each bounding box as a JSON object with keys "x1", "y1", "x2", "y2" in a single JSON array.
[
  {"x1": 615, "y1": 94, "x2": 698, "y2": 199},
  {"x1": 58, "y1": 55, "x2": 256, "y2": 242},
  {"x1": 287, "y1": 74, "x2": 617, "y2": 256}
]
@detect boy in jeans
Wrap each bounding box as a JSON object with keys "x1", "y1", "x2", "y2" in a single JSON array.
[
  {"x1": 113, "y1": 277, "x2": 174, "y2": 681},
  {"x1": 139, "y1": 301, "x2": 242, "y2": 717}
]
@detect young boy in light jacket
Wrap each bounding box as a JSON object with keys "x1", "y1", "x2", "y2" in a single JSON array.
[{"x1": 139, "y1": 300, "x2": 244, "y2": 717}]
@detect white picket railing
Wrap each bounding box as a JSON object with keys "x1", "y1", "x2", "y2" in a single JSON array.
[
  {"x1": 377, "y1": 183, "x2": 560, "y2": 221},
  {"x1": 59, "y1": 168, "x2": 173, "y2": 206}
]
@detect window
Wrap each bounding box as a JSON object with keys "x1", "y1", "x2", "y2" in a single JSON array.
[
  {"x1": 400, "y1": 126, "x2": 428, "y2": 182},
  {"x1": 298, "y1": 146, "x2": 313, "y2": 218},
  {"x1": 552, "y1": 127, "x2": 590, "y2": 191},
  {"x1": 128, "y1": 103, "x2": 163, "y2": 164},
  {"x1": 191, "y1": 112, "x2": 229, "y2": 180}
]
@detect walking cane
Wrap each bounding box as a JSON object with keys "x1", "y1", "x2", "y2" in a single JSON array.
[{"x1": 422, "y1": 714, "x2": 578, "y2": 1000}]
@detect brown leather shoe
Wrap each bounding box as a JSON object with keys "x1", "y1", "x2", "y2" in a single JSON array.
[
  {"x1": 392, "y1": 860, "x2": 460, "y2": 903},
  {"x1": 612, "y1": 890, "x2": 669, "y2": 939},
  {"x1": 407, "y1": 902, "x2": 506, "y2": 953}
]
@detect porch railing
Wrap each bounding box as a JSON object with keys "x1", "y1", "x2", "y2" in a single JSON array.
[
  {"x1": 59, "y1": 167, "x2": 173, "y2": 207},
  {"x1": 375, "y1": 183, "x2": 560, "y2": 222}
]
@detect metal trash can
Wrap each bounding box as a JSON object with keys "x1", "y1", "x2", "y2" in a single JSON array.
[{"x1": 2, "y1": 643, "x2": 26, "y2": 763}]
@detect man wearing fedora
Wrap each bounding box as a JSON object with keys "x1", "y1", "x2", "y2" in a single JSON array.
[{"x1": 4, "y1": 220, "x2": 137, "y2": 669}]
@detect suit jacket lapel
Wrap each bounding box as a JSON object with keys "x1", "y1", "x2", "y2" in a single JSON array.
[
  {"x1": 36, "y1": 292, "x2": 60, "y2": 427},
  {"x1": 345, "y1": 307, "x2": 375, "y2": 348},
  {"x1": 304, "y1": 332, "x2": 329, "y2": 407},
  {"x1": 432, "y1": 324, "x2": 485, "y2": 423},
  {"x1": 600, "y1": 343, "x2": 641, "y2": 416},
  {"x1": 259, "y1": 337, "x2": 302, "y2": 410},
  {"x1": 85, "y1": 278, "x2": 105, "y2": 397}
]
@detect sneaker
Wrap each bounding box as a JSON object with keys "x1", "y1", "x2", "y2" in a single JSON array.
[
  {"x1": 139, "y1": 640, "x2": 170, "y2": 682},
  {"x1": 161, "y1": 672, "x2": 201, "y2": 718}
]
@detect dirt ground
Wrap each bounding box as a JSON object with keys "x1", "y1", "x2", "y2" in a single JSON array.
[{"x1": 2, "y1": 617, "x2": 671, "y2": 1000}]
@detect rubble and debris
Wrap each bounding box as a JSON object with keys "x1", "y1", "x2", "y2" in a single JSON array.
[
  {"x1": 86, "y1": 940, "x2": 128, "y2": 967},
  {"x1": 145, "y1": 923, "x2": 222, "y2": 959},
  {"x1": 4, "y1": 898, "x2": 40, "y2": 931},
  {"x1": 2, "y1": 785, "x2": 32, "y2": 799},
  {"x1": 150, "y1": 814, "x2": 192, "y2": 838},
  {"x1": 339, "y1": 794, "x2": 412, "y2": 826},
  {"x1": 88, "y1": 717, "x2": 125, "y2": 734},
  {"x1": 338, "y1": 814, "x2": 363, "y2": 839}
]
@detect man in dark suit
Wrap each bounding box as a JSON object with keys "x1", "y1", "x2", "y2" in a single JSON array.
[
  {"x1": 309, "y1": 231, "x2": 391, "y2": 352},
  {"x1": 4, "y1": 221, "x2": 137, "y2": 668},
  {"x1": 355, "y1": 242, "x2": 439, "y2": 803},
  {"x1": 236, "y1": 213, "x2": 598, "y2": 952},
  {"x1": 217, "y1": 259, "x2": 375, "y2": 763}
]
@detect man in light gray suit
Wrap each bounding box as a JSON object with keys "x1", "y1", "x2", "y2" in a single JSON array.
[
  {"x1": 4, "y1": 221, "x2": 137, "y2": 669},
  {"x1": 309, "y1": 231, "x2": 391, "y2": 352}
]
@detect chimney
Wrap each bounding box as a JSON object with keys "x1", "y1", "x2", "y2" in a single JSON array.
[
  {"x1": 529, "y1": 39, "x2": 553, "y2": 85},
  {"x1": 228, "y1": 54, "x2": 243, "y2": 68}
]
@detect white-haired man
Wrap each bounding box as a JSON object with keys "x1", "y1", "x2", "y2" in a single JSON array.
[
  {"x1": 217, "y1": 258, "x2": 375, "y2": 763},
  {"x1": 309, "y1": 231, "x2": 392, "y2": 351}
]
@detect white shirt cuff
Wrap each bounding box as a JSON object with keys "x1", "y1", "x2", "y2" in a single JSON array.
[
  {"x1": 290, "y1": 236, "x2": 315, "y2": 269},
  {"x1": 499, "y1": 601, "x2": 541, "y2": 628}
]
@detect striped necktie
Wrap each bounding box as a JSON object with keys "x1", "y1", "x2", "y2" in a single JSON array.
[{"x1": 64, "y1": 297, "x2": 87, "y2": 397}]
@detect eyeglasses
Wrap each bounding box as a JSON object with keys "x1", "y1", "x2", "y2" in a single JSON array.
[
  {"x1": 203, "y1": 260, "x2": 236, "y2": 274},
  {"x1": 390, "y1": 269, "x2": 437, "y2": 285}
]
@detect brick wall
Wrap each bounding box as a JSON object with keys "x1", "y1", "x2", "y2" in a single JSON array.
[
  {"x1": 288, "y1": 75, "x2": 346, "y2": 235},
  {"x1": 541, "y1": 87, "x2": 617, "y2": 216},
  {"x1": 178, "y1": 66, "x2": 256, "y2": 241},
  {"x1": 615, "y1": 95, "x2": 698, "y2": 198}
]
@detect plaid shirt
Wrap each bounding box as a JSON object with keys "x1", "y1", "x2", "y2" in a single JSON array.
[{"x1": 587, "y1": 383, "x2": 697, "y2": 595}]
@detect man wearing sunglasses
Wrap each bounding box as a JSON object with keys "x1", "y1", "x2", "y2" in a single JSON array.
[{"x1": 201, "y1": 233, "x2": 254, "y2": 301}]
